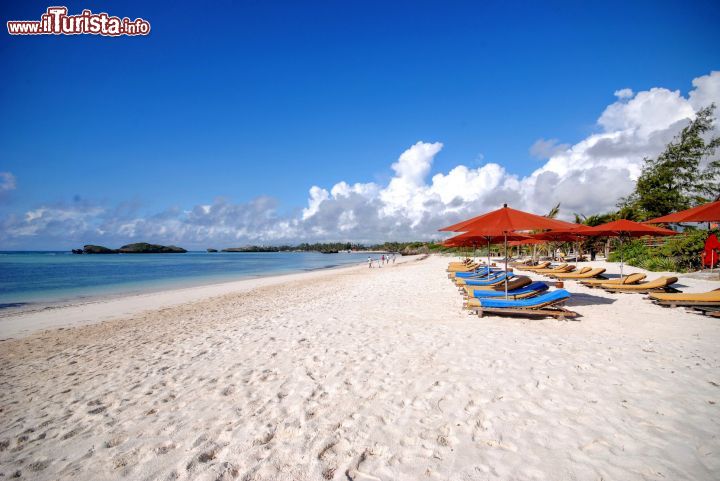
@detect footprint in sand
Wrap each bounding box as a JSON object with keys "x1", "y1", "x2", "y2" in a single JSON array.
[{"x1": 104, "y1": 435, "x2": 126, "y2": 448}]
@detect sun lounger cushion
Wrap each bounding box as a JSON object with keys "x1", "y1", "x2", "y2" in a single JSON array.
[
  {"x1": 454, "y1": 267, "x2": 502, "y2": 278},
  {"x1": 648, "y1": 289, "x2": 720, "y2": 302},
  {"x1": 468, "y1": 281, "x2": 549, "y2": 298},
  {"x1": 518, "y1": 262, "x2": 551, "y2": 270},
  {"x1": 554, "y1": 268, "x2": 606, "y2": 279},
  {"x1": 581, "y1": 273, "x2": 646, "y2": 286},
  {"x1": 602, "y1": 276, "x2": 678, "y2": 291},
  {"x1": 477, "y1": 289, "x2": 570, "y2": 308},
  {"x1": 454, "y1": 271, "x2": 508, "y2": 285},
  {"x1": 468, "y1": 276, "x2": 533, "y2": 291},
  {"x1": 464, "y1": 272, "x2": 513, "y2": 286}
]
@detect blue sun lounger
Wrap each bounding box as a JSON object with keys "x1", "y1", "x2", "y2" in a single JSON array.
[
  {"x1": 456, "y1": 270, "x2": 505, "y2": 281},
  {"x1": 467, "y1": 281, "x2": 548, "y2": 299},
  {"x1": 467, "y1": 289, "x2": 578, "y2": 320},
  {"x1": 464, "y1": 272, "x2": 513, "y2": 286},
  {"x1": 454, "y1": 267, "x2": 503, "y2": 278}
]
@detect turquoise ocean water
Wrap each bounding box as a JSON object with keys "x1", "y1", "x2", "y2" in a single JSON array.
[{"x1": 0, "y1": 251, "x2": 374, "y2": 308}]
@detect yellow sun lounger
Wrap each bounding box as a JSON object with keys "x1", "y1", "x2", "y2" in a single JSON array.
[
  {"x1": 580, "y1": 273, "x2": 646, "y2": 288},
  {"x1": 447, "y1": 263, "x2": 484, "y2": 272},
  {"x1": 544, "y1": 266, "x2": 591, "y2": 278},
  {"x1": 601, "y1": 276, "x2": 679, "y2": 294},
  {"x1": 533, "y1": 264, "x2": 575, "y2": 274},
  {"x1": 648, "y1": 289, "x2": 720, "y2": 307},
  {"x1": 510, "y1": 259, "x2": 534, "y2": 267},
  {"x1": 551, "y1": 268, "x2": 606, "y2": 280},
  {"x1": 515, "y1": 261, "x2": 551, "y2": 271},
  {"x1": 529, "y1": 262, "x2": 567, "y2": 271}
]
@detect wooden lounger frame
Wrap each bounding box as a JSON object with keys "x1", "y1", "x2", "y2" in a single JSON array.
[
  {"x1": 545, "y1": 268, "x2": 602, "y2": 280},
  {"x1": 651, "y1": 299, "x2": 720, "y2": 308},
  {"x1": 467, "y1": 300, "x2": 579, "y2": 321},
  {"x1": 581, "y1": 281, "x2": 617, "y2": 289},
  {"x1": 604, "y1": 285, "x2": 680, "y2": 294},
  {"x1": 457, "y1": 281, "x2": 505, "y2": 293},
  {"x1": 691, "y1": 306, "x2": 720, "y2": 318},
  {"x1": 551, "y1": 274, "x2": 607, "y2": 281}
]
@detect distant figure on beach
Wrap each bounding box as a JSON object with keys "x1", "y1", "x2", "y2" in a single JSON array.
[
  {"x1": 381, "y1": 254, "x2": 385, "y2": 265},
  {"x1": 367, "y1": 257, "x2": 372, "y2": 268},
  {"x1": 392, "y1": 254, "x2": 396, "y2": 264}
]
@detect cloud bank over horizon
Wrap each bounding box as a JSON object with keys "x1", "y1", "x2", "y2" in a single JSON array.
[{"x1": 2, "y1": 71, "x2": 719, "y2": 249}]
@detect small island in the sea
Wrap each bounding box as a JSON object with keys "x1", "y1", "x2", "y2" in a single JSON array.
[{"x1": 73, "y1": 243, "x2": 188, "y2": 254}]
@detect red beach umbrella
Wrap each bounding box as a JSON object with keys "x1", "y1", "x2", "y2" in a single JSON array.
[
  {"x1": 439, "y1": 204, "x2": 582, "y2": 297},
  {"x1": 645, "y1": 200, "x2": 720, "y2": 224},
  {"x1": 444, "y1": 231, "x2": 532, "y2": 267},
  {"x1": 508, "y1": 238, "x2": 545, "y2": 246},
  {"x1": 555, "y1": 219, "x2": 678, "y2": 276},
  {"x1": 531, "y1": 231, "x2": 584, "y2": 242},
  {"x1": 439, "y1": 204, "x2": 580, "y2": 233}
]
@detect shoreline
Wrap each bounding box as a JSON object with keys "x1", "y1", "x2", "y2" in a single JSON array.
[
  {"x1": 0, "y1": 256, "x2": 410, "y2": 340},
  {"x1": 0, "y1": 251, "x2": 393, "y2": 317}
]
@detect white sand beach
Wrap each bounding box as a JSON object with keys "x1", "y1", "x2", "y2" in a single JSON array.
[{"x1": 1, "y1": 255, "x2": 719, "y2": 480}]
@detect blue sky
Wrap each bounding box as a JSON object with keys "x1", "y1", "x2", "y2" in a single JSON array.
[{"x1": 1, "y1": 1, "x2": 719, "y2": 248}]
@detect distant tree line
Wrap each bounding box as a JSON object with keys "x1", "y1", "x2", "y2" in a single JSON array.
[{"x1": 221, "y1": 241, "x2": 437, "y2": 254}]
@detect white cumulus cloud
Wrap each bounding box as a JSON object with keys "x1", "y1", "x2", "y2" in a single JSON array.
[{"x1": 2, "y1": 71, "x2": 719, "y2": 248}]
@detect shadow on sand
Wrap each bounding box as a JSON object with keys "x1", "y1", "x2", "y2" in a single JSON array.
[{"x1": 566, "y1": 292, "x2": 616, "y2": 306}]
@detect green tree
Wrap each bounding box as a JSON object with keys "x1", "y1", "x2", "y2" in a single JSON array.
[
  {"x1": 621, "y1": 104, "x2": 720, "y2": 219},
  {"x1": 546, "y1": 202, "x2": 560, "y2": 219}
]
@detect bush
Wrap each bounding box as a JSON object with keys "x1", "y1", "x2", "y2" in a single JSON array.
[
  {"x1": 607, "y1": 239, "x2": 650, "y2": 265},
  {"x1": 606, "y1": 230, "x2": 710, "y2": 272},
  {"x1": 659, "y1": 229, "x2": 709, "y2": 271},
  {"x1": 637, "y1": 256, "x2": 678, "y2": 272}
]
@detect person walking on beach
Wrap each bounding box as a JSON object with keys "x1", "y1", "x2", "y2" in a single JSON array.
[{"x1": 368, "y1": 256, "x2": 372, "y2": 268}]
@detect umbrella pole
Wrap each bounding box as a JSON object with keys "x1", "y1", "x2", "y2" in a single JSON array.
[
  {"x1": 504, "y1": 232, "x2": 509, "y2": 299},
  {"x1": 487, "y1": 238, "x2": 491, "y2": 270},
  {"x1": 620, "y1": 237, "x2": 624, "y2": 277},
  {"x1": 577, "y1": 241, "x2": 580, "y2": 262}
]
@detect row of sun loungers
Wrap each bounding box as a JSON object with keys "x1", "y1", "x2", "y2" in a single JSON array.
[
  {"x1": 448, "y1": 261, "x2": 579, "y2": 320},
  {"x1": 515, "y1": 262, "x2": 682, "y2": 294},
  {"x1": 451, "y1": 259, "x2": 720, "y2": 319}
]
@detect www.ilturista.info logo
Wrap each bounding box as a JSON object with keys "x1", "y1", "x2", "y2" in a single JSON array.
[{"x1": 7, "y1": 6, "x2": 150, "y2": 36}]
